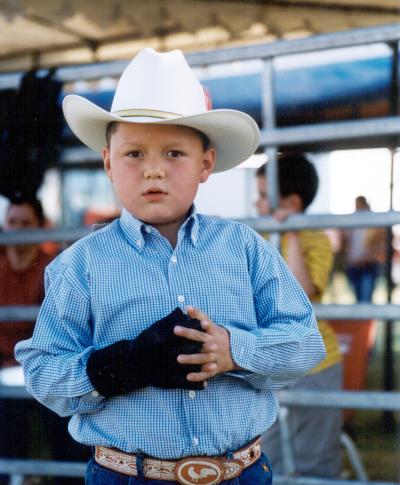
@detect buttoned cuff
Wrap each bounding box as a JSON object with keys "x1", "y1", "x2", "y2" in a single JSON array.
[{"x1": 225, "y1": 325, "x2": 257, "y2": 372}]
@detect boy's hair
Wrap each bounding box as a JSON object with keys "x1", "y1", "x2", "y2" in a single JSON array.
[
  {"x1": 105, "y1": 122, "x2": 210, "y2": 151},
  {"x1": 256, "y1": 153, "x2": 318, "y2": 210},
  {"x1": 7, "y1": 193, "x2": 45, "y2": 226}
]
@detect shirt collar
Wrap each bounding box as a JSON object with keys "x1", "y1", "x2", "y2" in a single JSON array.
[
  {"x1": 180, "y1": 205, "x2": 199, "y2": 246},
  {"x1": 119, "y1": 209, "x2": 146, "y2": 251},
  {"x1": 119, "y1": 207, "x2": 200, "y2": 250}
]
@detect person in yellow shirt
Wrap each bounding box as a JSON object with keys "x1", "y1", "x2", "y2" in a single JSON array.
[{"x1": 256, "y1": 153, "x2": 343, "y2": 478}]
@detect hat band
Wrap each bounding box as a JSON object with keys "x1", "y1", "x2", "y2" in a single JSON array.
[{"x1": 113, "y1": 109, "x2": 181, "y2": 119}]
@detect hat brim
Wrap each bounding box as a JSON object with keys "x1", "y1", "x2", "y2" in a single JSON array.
[{"x1": 63, "y1": 95, "x2": 260, "y2": 173}]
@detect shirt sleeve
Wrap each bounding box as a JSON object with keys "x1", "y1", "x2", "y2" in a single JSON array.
[
  {"x1": 14, "y1": 259, "x2": 106, "y2": 417},
  {"x1": 225, "y1": 231, "x2": 326, "y2": 391}
]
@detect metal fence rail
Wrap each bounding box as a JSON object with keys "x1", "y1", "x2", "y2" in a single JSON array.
[
  {"x1": 1, "y1": 210, "x2": 400, "y2": 247},
  {"x1": 0, "y1": 461, "x2": 396, "y2": 485},
  {"x1": 0, "y1": 386, "x2": 29, "y2": 399},
  {"x1": 278, "y1": 390, "x2": 400, "y2": 411},
  {"x1": 1, "y1": 303, "x2": 400, "y2": 322},
  {"x1": 0, "y1": 226, "x2": 90, "y2": 246},
  {"x1": 0, "y1": 459, "x2": 86, "y2": 477},
  {"x1": 313, "y1": 304, "x2": 400, "y2": 321},
  {"x1": 273, "y1": 479, "x2": 397, "y2": 485},
  {"x1": 1, "y1": 383, "x2": 399, "y2": 408},
  {"x1": 261, "y1": 116, "x2": 400, "y2": 148}
]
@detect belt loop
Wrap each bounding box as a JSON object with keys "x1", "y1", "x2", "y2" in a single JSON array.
[{"x1": 136, "y1": 453, "x2": 145, "y2": 482}]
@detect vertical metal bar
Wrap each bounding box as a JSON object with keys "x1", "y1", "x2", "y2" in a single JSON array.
[
  {"x1": 262, "y1": 58, "x2": 280, "y2": 247},
  {"x1": 262, "y1": 58, "x2": 278, "y2": 210},
  {"x1": 244, "y1": 168, "x2": 255, "y2": 217},
  {"x1": 10, "y1": 475, "x2": 24, "y2": 485},
  {"x1": 278, "y1": 406, "x2": 296, "y2": 476},
  {"x1": 383, "y1": 41, "x2": 399, "y2": 430},
  {"x1": 339, "y1": 432, "x2": 368, "y2": 481},
  {"x1": 59, "y1": 165, "x2": 67, "y2": 227}
]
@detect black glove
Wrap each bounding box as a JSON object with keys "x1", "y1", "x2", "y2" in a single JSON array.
[
  {"x1": 87, "y1": 308, "x2": 204, "y2": 397},
  {"x1": 86, "y1": 338, "x2": 146, "y2": 398},
  {"x1": 135, "y1": 307, "x2": 204, "y2": 390}
]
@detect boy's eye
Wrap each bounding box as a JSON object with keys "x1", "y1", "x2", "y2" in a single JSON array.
[
  {"x1": 127, "y1": 150, "x2": 142, "y2": 158},
  {"x1": 166, "y1": 150, "x2": 184, "y2": 158}
]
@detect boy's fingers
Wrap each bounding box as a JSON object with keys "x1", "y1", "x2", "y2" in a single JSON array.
[
  {"x1": 177, "y1": 352, "x2": 216, "y2": 365},
  {"x1": 186, "y1": 368, "x2": 216, "y2": 382},
  {"x1": 202, "y1": 362, "x2": 218, "y2": 373},
  {"x1": 202, "y1": 342, "x2": 218, "y2": 352},
  {"x1": 186, "y1": 306, "x2": 209, "y2": 322},
  {"x1": 186, "y1": 306, "x2": 214, "y2": 334},
  {"x1": 201, "y1": 319, "x2": 212, "y2": 332},
  {"x1": 174, "y1": 326, "x2": 209, "y2": 342}
]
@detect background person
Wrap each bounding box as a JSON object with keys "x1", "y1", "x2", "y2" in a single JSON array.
[
  {"x1": 256, "y1": 154, "x2": 343, "y2": 478},
  {"x1": 0, "y1": 196, "x2": 50, "y2": 368},
  {"x1": 0, "y1": 195, "x2": 89, "y2": 485},
  {"x1": 0, "y1": 195, "x2": 53, "y2": 485},
  {"x1": 328, "y1": 195, "x2": 384, "y2": 423},
  {"x1": 343, "y1": 195, "x2": 385, "y2": 302}
]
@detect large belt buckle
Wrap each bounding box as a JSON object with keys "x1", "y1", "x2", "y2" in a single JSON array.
[{"x1": 174, "y1": 457, "x2": 225, "y2": 485}]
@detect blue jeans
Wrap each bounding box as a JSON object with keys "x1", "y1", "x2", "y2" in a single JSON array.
[
  {"x1": 346, "y1": 262, "x2": 381, "y2": 302},
  {"x1": 85, "y1": 454, "x2": 273, "y2": 484}
]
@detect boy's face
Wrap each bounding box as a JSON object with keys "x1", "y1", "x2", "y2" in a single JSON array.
[
  {"x1": 103, "y1": 123, "x2": 215, "y2": 231},
  {"x1": 256, "y1": 175, "x2": 301, "y2": 216}
]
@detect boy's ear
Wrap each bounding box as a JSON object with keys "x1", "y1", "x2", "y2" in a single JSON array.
[
  {"x1": 102, "y1": 147, "x2": 113, "y2": 183},
  {"x1": 200, "y1": 148, "x2": 216, "y2": 183}
]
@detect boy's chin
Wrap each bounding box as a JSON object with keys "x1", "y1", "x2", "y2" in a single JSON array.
[
  {"x1": 141, "y1": 216, "x2": 183, "y2": 226},
  {"x1": 138, "y1": 212, "x2": 189, "y2": 228},
  {"x1": 131, "y1": 208, "x2": 191, "y2": 226}
]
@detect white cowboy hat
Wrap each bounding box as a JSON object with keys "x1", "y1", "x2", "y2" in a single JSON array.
[{"x1": 62, "y1": 48, "x2": 260, "y2": 172}]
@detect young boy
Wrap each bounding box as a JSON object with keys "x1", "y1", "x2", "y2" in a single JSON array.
[
  {"x1": 256, "y1": 154, "x2": 343, "y2": 478},
  {"x1": 15, "y1": 49, "x2": 326, "y2": 485}
]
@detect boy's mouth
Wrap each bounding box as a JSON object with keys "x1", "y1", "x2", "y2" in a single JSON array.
[{"x1": 143, "y1": 187, "x2": 168, "y2": 201}]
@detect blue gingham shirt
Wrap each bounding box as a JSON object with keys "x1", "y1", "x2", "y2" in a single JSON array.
[{"x1": 15, "y1": 207, "x2": 325, "y2": 459}]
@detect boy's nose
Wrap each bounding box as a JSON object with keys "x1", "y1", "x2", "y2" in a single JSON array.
[{"x1": 143, "y1": 166, "x2": 166, "y2": 179}]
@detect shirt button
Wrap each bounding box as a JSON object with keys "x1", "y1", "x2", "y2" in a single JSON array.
[
  {"x1": 178, "y1": 295, "x2": 185, "y2": 303},
  {"x1": 171, "y1": 255, "x2": 177, "y2": 263},
  {"x1": 145, "y1": 226, "x2": 151, "y2": 234},
  {"x1": 91, "y1": 390, "x2": 100, "y2": 398},
  {"x1": 189, "y1": 390, "x2": 196, "y2": 399},
  {"x1": 193, "y1": 437, "x2": 199, "y2": 446},
  {"x1": 136, "y1": 239, "x2": 142, "y2": 247}
]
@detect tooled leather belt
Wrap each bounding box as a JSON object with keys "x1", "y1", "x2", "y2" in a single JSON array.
[{"x1": 95, "y1": 436, "x2": 262, "y2": 485}]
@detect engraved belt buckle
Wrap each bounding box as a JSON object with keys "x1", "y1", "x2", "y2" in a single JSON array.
[{"x1": 174, "y1": 457, "x2": 225, "y2": 485}]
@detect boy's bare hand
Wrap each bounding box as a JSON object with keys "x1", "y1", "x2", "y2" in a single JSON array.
[
  {"x1": 273, "y1": 207, "x2": 294, "y2": 222},
  {"x1": 174, "y1": 306, "x2": 238, "y2": 384}
]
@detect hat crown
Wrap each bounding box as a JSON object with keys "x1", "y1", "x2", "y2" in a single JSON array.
[{"x1": 111, "y1": 48, "x2": 207, "y2": 117}]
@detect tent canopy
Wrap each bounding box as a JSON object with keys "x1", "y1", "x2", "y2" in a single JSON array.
[{"x1": 0, "y1": 0, "x2": 399, "y2": 72}]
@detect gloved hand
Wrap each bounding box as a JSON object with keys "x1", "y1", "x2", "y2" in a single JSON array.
[
  {"x1": 86, "y1": 338, "x2": 146, "y2": 398},
  {"x1": 86, "y1": 308, "x2": 204, "y2": 397},
  {"x1": 135, "y1": 307, "x2": 204, "y2": 390}
]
